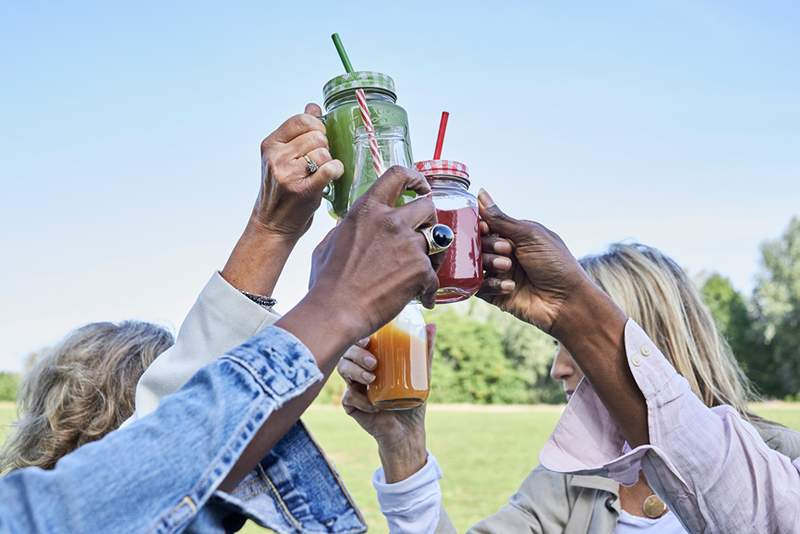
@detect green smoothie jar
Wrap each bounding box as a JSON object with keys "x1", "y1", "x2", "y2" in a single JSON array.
[{"x1": 322, "y1": 71, "x2": 412, "y2": 217}]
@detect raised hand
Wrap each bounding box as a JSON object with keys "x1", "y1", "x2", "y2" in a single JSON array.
[
  {"x1": 338, "y1": 324, "x2": 435, "y2": 483},
  {"x1": 221, "y1": 103, "x2": 344, "y2": 296},
  {"x1": 308, "y1": 166, "x2": 440, "y2": 341},
  {"x1": 251, "y1": 103, "x2": 344, "y2": 239},
  {"x1": 477, "y1": 189, "x2": 590, "y2": 335}
]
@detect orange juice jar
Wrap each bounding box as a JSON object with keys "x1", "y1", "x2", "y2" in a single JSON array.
[{"x1": 367, "y1": 302, "x2": 429, "y2": 410}]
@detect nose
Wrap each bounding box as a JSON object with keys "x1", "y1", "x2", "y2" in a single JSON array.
[{"x1": 550, "y1": 345, "x2": 576, "y2": 382}]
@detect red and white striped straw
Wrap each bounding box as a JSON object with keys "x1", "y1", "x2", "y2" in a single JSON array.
[{"x1": 355, "y1": 88, "x2": 385, "y2": 176}]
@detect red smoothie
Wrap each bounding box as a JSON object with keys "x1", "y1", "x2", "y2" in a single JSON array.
[{"x1": 435, "y1": 206, "x2": 483, "y2": 303}]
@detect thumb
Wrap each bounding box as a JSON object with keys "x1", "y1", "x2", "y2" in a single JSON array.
[
  {"x1": 477, "y1": 189, "x2": 525, "y2": 240},
  {"x1": 304, "y1": 102, "x2": 323, "y2": 118}
]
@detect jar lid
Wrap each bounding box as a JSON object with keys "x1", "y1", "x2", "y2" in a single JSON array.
[
  {"x1": 323, "y1": 71, "x2": 397, "y2": 104},
  {"x1": 414, "y1": 159, "x2": 470, "y2": 183}
]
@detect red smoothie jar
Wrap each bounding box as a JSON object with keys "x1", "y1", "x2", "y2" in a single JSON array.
[{"x1": 415, "y1": 160, "x2": 483, "y2": 304}]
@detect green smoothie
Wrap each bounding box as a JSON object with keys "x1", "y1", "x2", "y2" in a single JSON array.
[{"x1": 322, "y1": 71, "x2": 412, "y2": 217}]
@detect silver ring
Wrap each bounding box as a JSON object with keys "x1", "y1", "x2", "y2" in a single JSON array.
[
  {"x1": 420, "y1": 224, "x2": 454, "y2": 255},
  {"x1": 303, "y1": 154, "x2": 319, "y2": 175}
]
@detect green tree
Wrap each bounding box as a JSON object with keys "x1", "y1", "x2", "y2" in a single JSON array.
[
  {"x1": 425, "y1": 300, "x2": 562, "y2": 404},
  {"x1": 0, "y1": 372, "x2": 19, "y2": 402},
  {"x1": 483, "y1": 305, "x2": 563, "y2": 403},
  {"x1": 426, "y1": 308, "x2": 529, "y2": 404},
  {"x1": 700, "y1": 273, "x2": 774, "y2": 394},
  {"x1": 753, "y1": 216, "x2": 800, "y2": 397}
]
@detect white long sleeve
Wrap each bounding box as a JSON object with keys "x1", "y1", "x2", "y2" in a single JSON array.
[{"x1": 373, "y1": 453, "x2": 443, "y2": 534}]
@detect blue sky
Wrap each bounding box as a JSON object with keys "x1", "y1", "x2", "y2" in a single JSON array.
[{"x1": 1, "y1": 1, "x2": 798, "y2": 371}]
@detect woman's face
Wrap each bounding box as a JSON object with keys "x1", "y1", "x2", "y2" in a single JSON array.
[{"x1": 550, "y1": 342, "x2": 584, "y2": 401}]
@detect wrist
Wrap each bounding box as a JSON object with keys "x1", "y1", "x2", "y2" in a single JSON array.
[
  {"x1": 243, "y1": 216, "x2": 303, "y2": 249},
  {"x1": 550, "y1": 277, "x2": 627, "y2": 360},
  {"x1": 221, "y1": 221, "x2": 298, "y2": 296},
  {"x1": 378, "y1": 430, "x2": 427, "y2": 483},
  {"x1": 248, "y1": 212, "x2": 307, "y2": 244},
  {"x1": 275, "y1": 291, "x2": 362, "y2": 373}
]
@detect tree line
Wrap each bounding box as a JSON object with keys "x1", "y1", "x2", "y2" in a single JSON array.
[
  {"x1": 3, "y1": 217, "x2": 799, "y2": 405},
  {"x1": 423, "y1": 215, "x2": 800, "y2": 403}
]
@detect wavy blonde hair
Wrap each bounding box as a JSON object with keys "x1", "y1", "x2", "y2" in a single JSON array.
[
  {"x1": 579, "y1": 243, "x2": 757, "y2": 417},
  {"x1": 0, "y1": 321, "x2": 173, "y2": 472}
]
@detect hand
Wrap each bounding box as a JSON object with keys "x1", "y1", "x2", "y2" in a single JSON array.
[
  {"x1": 339, "y1": 324, "x2": 435, "y2": 483},
  {"x1": 477, "y1": 189, "x2": 591, "y2": 335},
  {"x1": 307, "y1": 166, "x2": 439, "y2": 341},
  {"x1": 478, "y1": 189, "x2": 644, "y2": 448},
  {"x1": 250, "y1": 103, "x2": 344, "y2": 240}
]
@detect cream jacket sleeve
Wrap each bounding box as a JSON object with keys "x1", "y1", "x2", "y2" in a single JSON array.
[{"x1": 126, "y1": 272, "x2": 280, "y2": 423}]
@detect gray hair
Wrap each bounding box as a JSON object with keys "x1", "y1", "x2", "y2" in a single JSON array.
[{"x1": 0, "y1": 321, "x2": 174, "y2": 472}]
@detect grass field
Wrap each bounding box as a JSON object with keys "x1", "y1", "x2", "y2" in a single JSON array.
[{"x1": 2, "y1": 401, "x2": 800, "y2": 533}]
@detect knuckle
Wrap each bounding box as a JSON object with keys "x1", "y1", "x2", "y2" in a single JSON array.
[
  {"x1": 311, "y1": 130, "x2": 328, "y2": 147},
  {"x1": 380, "y1": 213, "x2": 402, "y2": 235},
  {"x1": 385, "y1": 164, "x2": 408, "y2": 180},
  {"x1": 314, "y1": 148, "x2": 332, "y2": 162},
  {"x1": 289, "y1": 113, "x2": 308, "y2": 128}
]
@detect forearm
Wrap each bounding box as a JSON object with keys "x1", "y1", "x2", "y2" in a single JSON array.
[
  {"x1": 219, "y1": 293, "x2": 358, "y2": 490},
  {"x1": 379, "y1": 430, "x2": 428, "y2": 483},
  {"x1": 552, "y1": 278, "x2": 649, "y2": 446},
  {"x1": 221, "y1": 218, "x2": 298, "y2": 296}
]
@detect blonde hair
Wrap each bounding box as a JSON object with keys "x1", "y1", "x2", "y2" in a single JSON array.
[
  {"x1": 579, "y1": 243, "x2": 757, "y2": 417},
  {"x1": 0, "y1": 321, "x2": 173, "y2": 472}
]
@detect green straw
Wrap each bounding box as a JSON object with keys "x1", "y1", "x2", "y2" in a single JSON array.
[{"x1": 331, "y1": 33, "x2": 354, "y2": 74}]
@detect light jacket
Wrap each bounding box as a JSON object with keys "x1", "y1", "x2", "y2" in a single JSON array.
[
  {"x1": 125, "y1": 273, "x2": 365, "y2": 533},
  {"x1": 0, "y1": 324, "x2": 328, "y2": 533},
  {"x1": 432, "y1": 417, "x2": 800, "y2": 533}
]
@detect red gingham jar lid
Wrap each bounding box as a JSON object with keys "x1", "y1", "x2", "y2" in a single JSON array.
[{"x1": 414, "y1": 160, "x2": 470, "y2": 182}]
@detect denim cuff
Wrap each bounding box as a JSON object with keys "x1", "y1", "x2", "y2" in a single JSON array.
[
  {"x1": 224, "y1": 326, "x2": 323, "y2": 400},
  {"x1": 209, "y1": 422, "x2": 366, "y2": 534}
]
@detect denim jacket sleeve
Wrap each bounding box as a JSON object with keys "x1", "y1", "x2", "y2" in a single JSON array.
[
  {"x1": 125, "y1": 273, "x2": 365, "y2": 534},
  {"x1": 0, "y1": 325, "x2": 322, "y2": 534}
]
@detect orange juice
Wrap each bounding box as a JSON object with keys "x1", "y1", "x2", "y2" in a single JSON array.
[{"x1": 367, "y1": 306, "x2": 429, "y2": 410}]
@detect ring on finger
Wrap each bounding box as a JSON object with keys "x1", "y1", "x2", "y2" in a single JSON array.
[
  {"x1": 303, "y1": 154, "x2": 319, "y2": 175},
  {"x1": 419, "y1": 223, "x2": 455, "y2": 255}
]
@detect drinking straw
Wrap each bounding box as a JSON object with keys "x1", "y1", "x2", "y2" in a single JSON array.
[
  {"x1": 331, "y1": 33, "x2": 354, "y2": 74},
  {"x1": 331, "y1": 33, "x2": 385, "y2": 175},
  {"x1": 433, "y1": 111, "x2": 450, "y2": 159}
]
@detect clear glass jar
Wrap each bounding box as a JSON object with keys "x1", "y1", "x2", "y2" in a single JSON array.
[
  {"x1": 367, "y1": 302, "x2": 429, "y2": 410},
  {"x1": 350, "y1": 126, "x2": 416, "y2": 208},
  {"x1": 415, "y1": 160, "x2": 483, "y2": 304},
  {"x1": 322, "y1": 71, "x2": 412, "y2": 217}
]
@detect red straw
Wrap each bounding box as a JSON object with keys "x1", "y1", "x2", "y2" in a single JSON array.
[
  {"x1": 355, "y1": 88, "x2": 385, "y2": 176},
  {"x1": 433, "y1": 111, "x2": 450, "y2": 159}
]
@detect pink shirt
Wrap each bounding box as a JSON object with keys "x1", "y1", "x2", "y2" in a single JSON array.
[{"x1": 539, "y1": 320, "x2": 800, "y2": 533}]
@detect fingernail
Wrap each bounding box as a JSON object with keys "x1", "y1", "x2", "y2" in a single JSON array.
[
  {"x1": 364, "y1": 355, "x2": 377, "y2": 369},
  {"x1": 477, "y1": 188, "x2": 495, "y2": 208},
  {"x1": 494, "y1": 240, "x2": 511, "y2": 253},
  {"x1": 493, "y1": 257, "x2": 512, "y2": 269},
  {"x1": 362, "y1": 371, "x2": 375, "y2": 382},
  {"x1": 501, "y1": 280, "x2": 516, "y2": 291}
]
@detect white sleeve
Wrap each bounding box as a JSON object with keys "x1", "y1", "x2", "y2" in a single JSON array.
[
  {"x1": 124, "y1": 272, "x2": 280, "y2": 424},
  {"x1": 372, "y1": 453, "x2": 443, "y2": 534}
]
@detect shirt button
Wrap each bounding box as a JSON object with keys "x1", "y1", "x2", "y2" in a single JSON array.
[
  {"x1": 640, "y1": 345, "x2": 651, "y2": 356},
  {"x1": 632, "y1": 356, "x2": 642, "y2": 367}
]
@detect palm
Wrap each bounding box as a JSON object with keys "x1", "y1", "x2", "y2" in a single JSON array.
[{"x1": 350, "y1": 401, "x2": 426, "y2": 445}]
